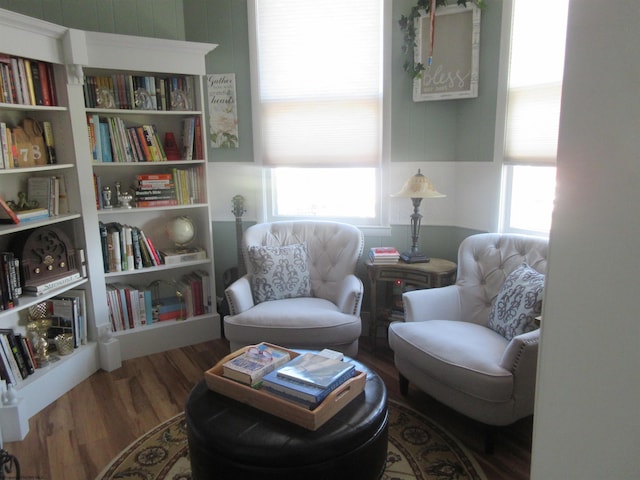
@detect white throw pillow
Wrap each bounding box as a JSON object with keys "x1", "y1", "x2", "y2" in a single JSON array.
[
  {"x1": 247, "y1": 243, "x2": 311, "y2": 304},
  {"x1": 488, "y1": 263, "x2": 544, "y2": 340}
]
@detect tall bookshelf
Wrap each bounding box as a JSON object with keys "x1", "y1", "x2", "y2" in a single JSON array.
[
  {"x1": 0, "y1": 10, "x2": 99, "y2": 441},
  {"x1": 75, "y1": 30, "x2": 219, "y2": 363},
  {"x1": 0, "y1": 8, "x2": 219, "y2": 441}
]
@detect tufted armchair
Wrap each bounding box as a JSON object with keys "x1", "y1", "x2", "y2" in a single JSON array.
[
  {"x1": 224, "y1": 220, "x2": 364, "y2": 356},
  {"x1": 388, "y1": 233, "x2": 548, "y2": 445}
]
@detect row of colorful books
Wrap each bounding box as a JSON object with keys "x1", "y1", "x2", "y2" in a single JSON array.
[
  {"x1": 83, "y1": 74, "x2": 195, "y2": 111},
  {"x1": 0, "y1": 291, "x2": 86, "y2": 387},
  {"x1": 222, "y1": 343, "x2": 356, "y2": 410},
  {"x1": 1, "y1": 120, "x2": 56, "y2": 169},
  {"x1": 0, "y1": 54, "x2": 58, "y2": 106},
  {"x1": 99, "y1": 221, "x2": 162, "y2": 273},
  {"x1": 87, "y1": 114, "x2": 168, "y2": 163},
  {"x1": 106, "y1": 271, "x2": 211, "y2": 332}
]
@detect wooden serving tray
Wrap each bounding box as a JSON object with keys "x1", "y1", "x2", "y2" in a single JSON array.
[{"x1": 204, "y1": 344, "x2": 366, "y2": 431}]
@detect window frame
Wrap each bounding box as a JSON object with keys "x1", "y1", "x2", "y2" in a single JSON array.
[
  {"x1": 497, "y1": 0, "x2": 566, "y2": 237},
  {"x1": 248, "y1": 0, "x2": 391, "y2": 227}
]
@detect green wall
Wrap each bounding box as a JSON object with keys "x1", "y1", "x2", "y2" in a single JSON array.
[
  {"x1": 0, "y1": 0, "x2": 492, "y2": 301},
  {"x1": 0, "y1": 0, "x2": 186, "y2": 39}
]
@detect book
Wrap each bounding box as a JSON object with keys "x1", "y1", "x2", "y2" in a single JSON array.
[
  {"x1": 48, "y1": 296, "x2": 79, "y2": 348},
  {"x1": 222, "y1": 343, "x2": 291, "y2": 386},
  {"x1": 0, "y1": 329, "x2": 30, "y2": 380},
  {"x1": 23, "y1": 271, "x2": 81, "y2": 295},
  {"x1": 0, "y1": 195, "x2": 19, "y2": 224},
  {"x1": 15, "y1": 207, "x2": 49, "y2": 222},
  {"x1": 261, "y1": 360, "x2": 355, "y2": 409},
  {"x1": 158, "y1": 247, "x2": 207, "y2": 264},
  {"x1": 275, "y1": 352, "x2": 355, "y2": 389},
  {"x1": 27, "y1": 176, "x2": 53, "y2": 214},
  {"x1": 42, "y1": 120, "x2": 56, "y2": 164}
]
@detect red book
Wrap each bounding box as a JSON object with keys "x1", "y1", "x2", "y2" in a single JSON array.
[
  {"x1": 137, "y1": 173, "x2": 173, "y2": 181},
  {"x1": 0, "y1": 195, "x2": 19, "y2": 224},
  {"x1": 370, "y1": 247, "x2": 399, "y2": 256},
  {"x1": 38, "y1": 61, "x2": 52, "y2": 106}
]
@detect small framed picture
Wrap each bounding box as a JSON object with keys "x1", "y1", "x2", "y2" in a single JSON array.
[{"x1": 413, "y1": 4, "x2": 481, "y2": 101}]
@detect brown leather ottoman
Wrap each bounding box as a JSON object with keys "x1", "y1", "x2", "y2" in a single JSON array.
[{"x1": 185, "y1": 357, "x2": 388, "y2": 480}]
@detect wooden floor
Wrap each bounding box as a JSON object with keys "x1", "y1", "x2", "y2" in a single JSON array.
[{"x1": 4, "y1": 337, "x2": 532, "y2": 480}]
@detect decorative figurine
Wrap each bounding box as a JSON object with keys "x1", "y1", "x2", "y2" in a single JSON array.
[{"x1": 102, "y1": 186, "x2": 113, "y2": 209}]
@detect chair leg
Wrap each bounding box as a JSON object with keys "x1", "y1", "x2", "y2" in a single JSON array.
[{"x1": 398, "y1": 373, "x2": 409, "y2": 396}]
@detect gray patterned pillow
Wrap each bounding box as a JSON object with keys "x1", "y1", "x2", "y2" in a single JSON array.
[
  {"x1": 248, "y1": 243, "x2": 311, "y2": 304},
  {"x1": 488, "y1": 263, "x2": 544, "y2": 340}
]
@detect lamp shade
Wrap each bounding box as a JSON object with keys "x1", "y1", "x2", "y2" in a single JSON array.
[{"x1": 391, "y1": 169, "x2": 445, "y2": 199}]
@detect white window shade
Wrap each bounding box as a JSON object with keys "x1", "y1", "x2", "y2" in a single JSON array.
[
  {"x1": 255, "y1": 0, "x2": 382, "y2": 167},
  {"x1": 505, "y1": 83, "x2": 563, "y2": 163},
  {"x1": 504, "y1": 0, "x2": 568, "y2": 165}
]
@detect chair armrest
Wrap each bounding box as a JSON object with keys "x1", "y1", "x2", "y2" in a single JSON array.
[
  {"x1": 224, "y1": 275, "x2": 255, "y2": 315},
  {"x1": 402, "y1": 285, "x2": 462, "y2": 322},
  {"x1": 334, "y1": 274, "x2": 364, "y2": 315},
  {"x1": 499, "y1": 329, "x2": 540, "y2": 404}
]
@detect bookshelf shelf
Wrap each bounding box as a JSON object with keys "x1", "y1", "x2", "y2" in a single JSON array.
[{"x1": 86, "y1": 108, "x2": 201, "y2": 117}]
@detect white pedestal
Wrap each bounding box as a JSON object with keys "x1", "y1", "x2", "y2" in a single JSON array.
[
  {"x1": 99, "y1": 338, "x2": 122, "y2": 372},
  {"x1": 0, "y1": 400, "x2": 30, "y2": 443}
]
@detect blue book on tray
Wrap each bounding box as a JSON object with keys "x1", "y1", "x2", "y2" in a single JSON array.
[
  {"x1": 262, "y1": 359, "x2": 356, "y2": 409},
  {"x1": 276, "y1": 352, "x2": 355, "y2": 389}
]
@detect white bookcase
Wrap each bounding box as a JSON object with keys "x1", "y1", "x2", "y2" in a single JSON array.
[
  {"x1": 74, "y1": 30, "x2": 219, "y2": 364},
  {"x1": 0, "y1": 8, "x2": 220, "y2": 442}
]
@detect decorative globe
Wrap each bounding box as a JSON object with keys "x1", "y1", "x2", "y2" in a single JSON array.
[{"x1": 166, "y1": 216, "x2": 196, "y2": 247}]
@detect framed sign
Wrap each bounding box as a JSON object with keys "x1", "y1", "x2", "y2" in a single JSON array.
[{"x1": 413, "y1": 4, "x2": 481, "y2": 101}]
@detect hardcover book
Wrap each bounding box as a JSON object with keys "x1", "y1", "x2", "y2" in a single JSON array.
[
  {"x1": 222, "y1": 342, "x2": 291, "y2": 386},
  {"x1": 276, "y1": 352, "x2": 355, "y2": 389},
  {"x1": 261, "y1": 359, "x2": 355, "y2": 409}
]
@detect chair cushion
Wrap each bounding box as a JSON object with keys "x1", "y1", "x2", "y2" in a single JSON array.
[
  {"x1": 488, "y1": 263, "x2": 544, "y2": 340},
  {"x1": 224, "y1": 297, "x2": 362, "y2": 348},
  {"x1": 247, "y1": 243, "x2": 311, "y2": 304},
  {"x1": 388, "y1": 320, "x2": 513, "y2": 403}
]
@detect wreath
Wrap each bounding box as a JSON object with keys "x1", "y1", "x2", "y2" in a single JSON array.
[{"x1": 399, "y1": 0, "x2": 485, "y2": 79}]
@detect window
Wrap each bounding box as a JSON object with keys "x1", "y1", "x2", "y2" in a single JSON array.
[
  {"x1": 500, "y1": 0, "x2": 569, "y2": 235},
  {"x1": 250, "y1": 0, "x2": 384, "y2": 224}
]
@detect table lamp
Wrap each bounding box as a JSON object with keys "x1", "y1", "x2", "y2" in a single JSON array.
[{"x1": 391, "y1": 169, "x2": 445, "y2": 263}]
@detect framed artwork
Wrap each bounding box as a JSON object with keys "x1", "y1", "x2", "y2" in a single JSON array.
[
  {"x1": 413, "y1": 4, "x2": 481, "y2": 101},
  {"x1": 208, "y1": 73, "x2": 239, "y2": 148}
]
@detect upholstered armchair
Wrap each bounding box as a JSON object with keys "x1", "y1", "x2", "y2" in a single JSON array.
[
  {"x1": 388, "y1": 233, "x2": 548, "y2": 447},
  {"x1": 224, "y1": 221, "x2": 364, "y2": 356}
]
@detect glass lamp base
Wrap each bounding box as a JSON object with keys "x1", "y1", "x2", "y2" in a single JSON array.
[{"x1": 400, "y1": 251, "x2": 430, "y2": 263}]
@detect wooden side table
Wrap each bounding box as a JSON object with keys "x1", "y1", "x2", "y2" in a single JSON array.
[{"x1": 366, "y1": 258, "x2": 457, "y2": 352}]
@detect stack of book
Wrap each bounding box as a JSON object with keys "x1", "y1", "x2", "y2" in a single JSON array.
[
  {"x1": 261, "y1": 350, "x2": 356, "y2": 410},
  {"x1": 369, "y1": 247, "x2": 400, "y2": 264},
  {"x1": 134, "y1": 173, "x2": 177, "y2": 207},
  {"x1": 222, "y1": 342, "x2": 291, "y2": 387}
]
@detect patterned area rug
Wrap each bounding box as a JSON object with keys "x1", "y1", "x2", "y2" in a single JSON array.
[{"x1": 96, "y1": 399, "x2": 486, "y2": 480}]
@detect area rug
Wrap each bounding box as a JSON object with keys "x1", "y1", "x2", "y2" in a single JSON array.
[{"x1": 96, "y1": 399, "x2": 486, "y2": 480}]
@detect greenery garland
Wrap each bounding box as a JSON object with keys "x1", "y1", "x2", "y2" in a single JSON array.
[{"x1": 399, "y1": 0, "x2": 485, "y2": 79}]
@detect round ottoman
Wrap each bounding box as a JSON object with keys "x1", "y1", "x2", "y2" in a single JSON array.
[{"x1": 185, "y1": 357, "x2": 388, "y2": 480}]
